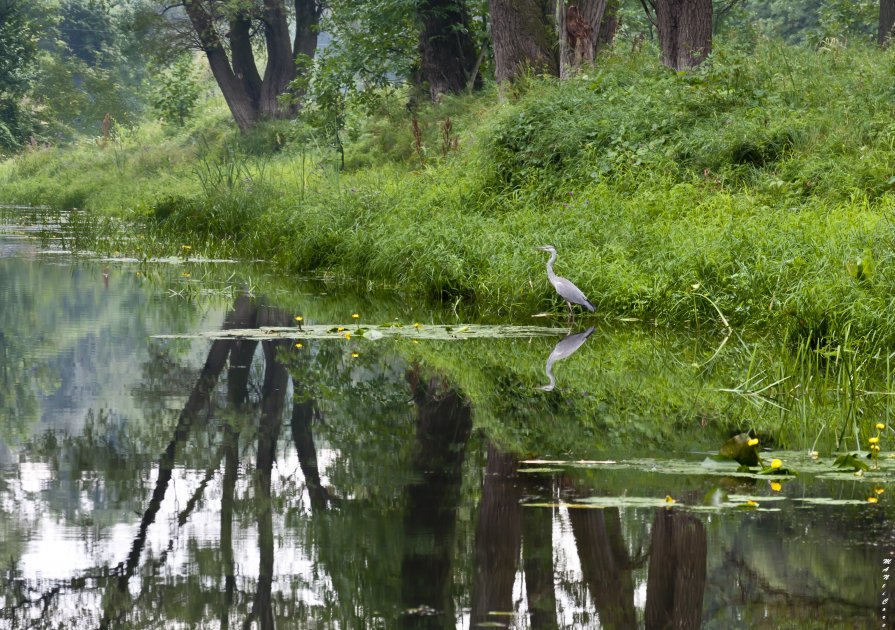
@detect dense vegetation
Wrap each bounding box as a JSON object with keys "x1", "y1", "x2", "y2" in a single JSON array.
[{"x1": 3, "y1": 1, "x2": 895, "y2": 361}]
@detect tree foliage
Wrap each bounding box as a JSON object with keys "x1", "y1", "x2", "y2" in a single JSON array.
[{"x1": 0, "y1": 0, "x2": 39, "y2": 149}]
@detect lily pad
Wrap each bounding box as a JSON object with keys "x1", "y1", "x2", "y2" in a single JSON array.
[{"x1": 153, "y1": 324, "x2": 567, "y2": 341}]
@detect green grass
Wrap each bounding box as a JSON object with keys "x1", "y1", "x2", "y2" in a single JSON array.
[{"x1": 4, "y1": 40, "x2": 895, "y2": 360}]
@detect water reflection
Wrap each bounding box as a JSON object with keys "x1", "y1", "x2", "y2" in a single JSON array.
[
  {"x1": 0, "y1": 218, "x2": 891, "y2": 628},
  {"x1": 538, "y1": 326, "x2": 595, "y2": 391}
]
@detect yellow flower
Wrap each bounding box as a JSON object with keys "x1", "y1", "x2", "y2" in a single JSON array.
[
  {"x1": 344, "y1": 332, "x2": 351, "y2": 340},
  {"x1": 181, "y1": 245, "x2": 191, "y2": 250},
  {"x1": 351, "y1": 352, "x2": 359, "y2": 358},
  {"x1": 352, "y1": 313, "x2": 360, "y2": 319},
  {"x1": 770, "y1": 481, "x2": 782, "y2": 492},
  {"x1": 413, "y1": 322, "x2": 423, "y2": 329},
  {"x1": 664, "y1": 495, "x2": 675, "y2": 504},
  {"x1": 746, "y1": 500, "x2": 759, "y2": 507},
  {"x1": 412, "y1": 340, "x2": 419, "y2": 344},
  {"x1": 182, "y1": 272, "x2": 191, "y2": 277},
  {"x1": 872, "y1": 444, "x2": 881, "y2": 452},
  {"x1": 868, "y1": 496, "x2": 879, "y2": 504},
  {"x1": 337, "y1": 326, "x2": 345, "y2": 332},
  {"x1": 295, "y1": 316, "x2": 303, "y2": 322},
  {"x1": 875, "y1": 487, "x2": 885, "y2": 495},
  {"x1": 869, "y1": 436, "x2": 880, "y2": 445},
  {"x1": 295, "y1": 343, "x2": 303, "y2": 348},
  {"x1": 809, "y1": 451, "x2": 819, "y2": 459},
  {"x1": 747, "y1": 438, "x2": 759, "y2": 447},
  {"x1": 877, "y1": 423, "x2": 886, "y2": 430},
  {"x1": 770, "y1": 459, "x2": 782, "y2": 469}
]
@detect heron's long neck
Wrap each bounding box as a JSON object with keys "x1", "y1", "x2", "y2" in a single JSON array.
[{"x1": 545, "y1": 250, "x2": 558, "y2": 280}]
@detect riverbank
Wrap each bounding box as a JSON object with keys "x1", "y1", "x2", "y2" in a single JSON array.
[{"x1": 3, "y1": 43, "x2": 895, "y2": 355}]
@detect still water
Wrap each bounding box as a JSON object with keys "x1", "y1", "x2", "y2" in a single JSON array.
[{"x1": 0, "y1": 210, "x2": 892, "y2": 628}]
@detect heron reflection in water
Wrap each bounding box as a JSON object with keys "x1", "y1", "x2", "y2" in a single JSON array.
[{"x1": 539, "y1": 326, "x2": 595, "y2": 391}]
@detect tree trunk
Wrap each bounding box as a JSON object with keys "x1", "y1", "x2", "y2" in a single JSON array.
[
  {"x1": 557, "y1": 1, "x2": 607, "y2": 77},
  {"x1": 489, "y1": 0, "x2": 558, "y2": 83},
  {"x1": 656, "y1": 0, "x2": 712, "y2": 71},
  {"x1": 182, "y1": 0, "x2": 321, "y2": 130},
  {"x1": 596, "y1": 0, "x2": 620, "y2": 48},
  {"x1": 880, "y1": 0, "x2": 895, "y2": 45},
  {"x1": 418, "y1": 0, "x2": 481, "y2": 100}
]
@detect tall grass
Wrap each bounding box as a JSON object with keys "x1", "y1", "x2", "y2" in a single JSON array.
[{"x1": 3, "y1": 41, "x2": 895, "y2": 360}]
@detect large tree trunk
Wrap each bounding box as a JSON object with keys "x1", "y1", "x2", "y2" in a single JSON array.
[
  {"x1": 418, "y1": 0, "x2": 481, "y2": 100},
  {"x1": 182, "y1": 0, "x2": 321, "y2": 130},
  {"x1": 596, "y1": 0, "x2": 620, "y2": 48},
  {"x1": 656, "y1": 0, "x2": 712, "y2": 71},
  {"x1": 556, "y1": 1, "x2": 606, "y2": 77},
  {"x1": 880, "y1": 0, "x2": 895, "y2": 45},
  {"x1": 488, "y1": 0, "x2": 558, "y2": 83}
]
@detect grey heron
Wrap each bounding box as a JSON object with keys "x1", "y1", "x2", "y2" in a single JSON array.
[
  {"x1": 536, "y1": 245, "x2": 595, "y2": 315},
  {"x1": 539, "y1": 326, "x2": 595, "y2": 391}
]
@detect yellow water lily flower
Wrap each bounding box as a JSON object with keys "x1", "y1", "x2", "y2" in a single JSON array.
[
  {"x1": 344, "y1": 332, "x2": 351, "y2": 340},
  {"x1": 746, "y1": 500, "x2": 759, "y2": 507},
  {"x1": 868, "y1": 496, "x2": 879, "y2": 504},
  {"x1": 770, "y1": 459, "x2": 782, "y2": 469},
  {"x1": 876, "y1": 423, "x2": 886, "y2": 430},
  {"x1": 295, "y1": 343, "x2": 303, "y2": 348},
  {"x1": 413, "y1": 322, "x2": 423, "y2": 329},
  {"x1": 351, "y1": 352, "x2": 359, "y2": 358},
  {"x1": 869, "y1": 436, "x2": 880, "y2": 445},
  {"x1": 747, "y1": 438, "x2": 759, "y2": 447},
  {"x1": 352, "y1": 313, "x2": 360, "y2": 319},
  {"x1": 664, "y1": 495, "x2": 675, "y2": 504},
  {"x1": 770, "y1": 481, "x2": 782, "y2": 492},
  {"x1": 337, "y1": 326, "x2": 345, "y2": 332},
  {"x1": 875, "y1": 487, "x2": 885, "y2": 495},
  {"x1": 295, "y1": 316, "x2": 303, "y2": 322}
]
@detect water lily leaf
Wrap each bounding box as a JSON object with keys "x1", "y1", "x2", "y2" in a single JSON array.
[
  {"x1": 518, "y1": 467, "x2": 564, "y2": 473},
  {"x1": 833, "y1": 453, "x2": 870, "y2": 472},
  {"x1": 794, "y1": 497, "x2": 875, "y2": 506},
  {"x1": 719, "y1": 433, "x2": 760, "y2": 466}
]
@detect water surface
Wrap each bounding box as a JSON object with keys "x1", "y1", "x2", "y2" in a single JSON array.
[{"x1": 0, "y1": 210, "x2": 891, "y2": 628}]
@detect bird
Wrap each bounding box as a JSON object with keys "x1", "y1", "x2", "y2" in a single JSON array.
[
  {"x1": 539, "y1": 326, "x2": 595, "y2": 391},
  {"x1": 536, "y1": 245, "x2": 595, "y2": 315}
]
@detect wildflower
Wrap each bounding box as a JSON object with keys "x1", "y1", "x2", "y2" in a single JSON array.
[
  {"x1": 877, "y1": 423, "x2": 886, "y2": 430},
  {"x1": 295, "y1": 316, "x2": 303, "y2": 322},
  {"x1": 352, "y1": 313, "x2": 360, "y2": 319},
  {"x1": 770, "y1": 459, "x2": 782, "y2": 469},
  {"x1": 664, "y1": 495, "x2": 675, "y2": 504},
  {"x1": 747, "y1": 438, "x2": 759, "y2": 447},
  {"x1": 351, "y1": 352, "x2": 359, "y2": 358},
  {"x1": 770, "y1": 481, "x2": 782, "y2": 492},
  {"x1": 295, "y1": 343, "x2": 303, "y2": 348},
  {"x1": 868, "y1": 496, "x2": 879, "y2": 504},
  {"x1": 869, "y1": 437, "x2": 880, "y2": 445}
]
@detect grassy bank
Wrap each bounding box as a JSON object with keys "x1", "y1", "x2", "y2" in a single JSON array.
[{"x1": 4, "y1": 42, "x2": 895, "y2": 354}]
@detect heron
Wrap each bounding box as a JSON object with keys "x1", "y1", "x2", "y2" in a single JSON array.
[
  {"x1": 536, "y1": 245, "x2": 595, "y2": 315},
  {"x1": 539, "y1": 326, "x2": 595, "y2": 391}
]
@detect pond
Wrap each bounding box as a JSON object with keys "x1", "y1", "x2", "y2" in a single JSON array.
[{"x1": 0, "y1": 208, "x2": 892, "y2": 628}]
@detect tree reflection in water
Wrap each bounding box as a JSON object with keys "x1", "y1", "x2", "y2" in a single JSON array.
[{"x1": 0, "y1": 292, "x2": 887, "y2": 628}]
